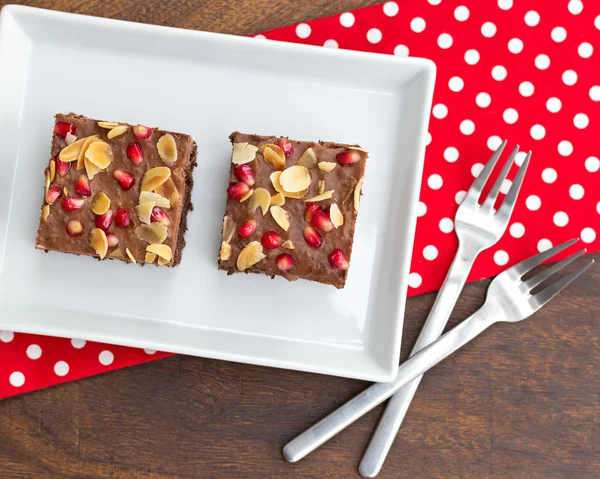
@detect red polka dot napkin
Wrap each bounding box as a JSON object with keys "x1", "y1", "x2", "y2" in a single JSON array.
[{"x1": 1, "y1": 0, "x2": 598, "y2": 399}]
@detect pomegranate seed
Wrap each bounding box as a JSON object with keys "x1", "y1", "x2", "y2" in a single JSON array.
[
  {"x1": 329, "y1": 249, "x2": 349, "y2": 270},
  {"x1": 55, "y1": 155, "x2": 71, "y2": 177},
  {"x1": 276, "y1": 253, "x2": 296, "y2": 271},
  {"x1": 305, "y1": 203, "x2": 322, "y2": 223},
  {"x1": 113, "y1": 169, "x2": 135, "y2": 190},
  {"x1": 74, "y1": 175, "x2": 92, "y2": 197},
  {"x1": 106, "y1": 232, "x2": 119, "y2": 248},
  {"x1": 336, "y1": 150, "x2": 361, "y2": 166},
  {"x1": 303, "y1": 226, "x2": 323, "y2": 248},
  {"x1": 233, "y1": 164, "x2": 255, "y2": 186},
  {"x1": 126, "y1": 141, "x2": 144, "y2": 165},
  {"x1": 66, "y1": 220, "x2": 84, "y2": 237},
  {"x1": 115, "y1": 208, "x2": 130, "y2": 229},
  {"x1": 54, "y1": 121, "x2": 75, "y2": 139},
  {"x1": 61, "y1": 196, "x2": 84, "y2": 212},
  {"x1": 95, "y1": 209, "x2": 114, "y2": 231},
  {"x1": 310, "y1": 210, "x2": 334, "y2": 232},
  {"x1": 133, "y1": 125, "x2": 153, "y2": 139},
  {"x1": 278, "y1": 138, "x2": 294, "y2": 157},
  {"x1": 261, "y1": 230, "x2": 282, "y2": 249},
  {"x1": 226, "y1": 182, "x2": 250, "y2": 200},
  {"x1": 238, "y1": 220, "x2": 257, "y2": 238},
  {"x1": 150, "y1": 206, "x2": 171, "y2": 226},
  {"x1": 45, "y1": 186, "x2": 62, "y2": 205}
]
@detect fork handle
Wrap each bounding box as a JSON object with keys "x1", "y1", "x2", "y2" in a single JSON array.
[{"x1": 283, "y1": 311, "x2": 493, "y2": 463}]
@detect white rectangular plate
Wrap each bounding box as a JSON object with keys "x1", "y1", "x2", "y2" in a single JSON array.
[{"x1": 0, "y1": 6, "x2": 434, "y2": 382}]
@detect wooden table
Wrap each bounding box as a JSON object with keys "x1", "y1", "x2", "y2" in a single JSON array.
[{"x1": 1, "y1": 1, "x2": 598, "y2": 477}]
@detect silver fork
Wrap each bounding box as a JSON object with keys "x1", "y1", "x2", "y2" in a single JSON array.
[{"x1": 283, "y1": 240, "x2": 593, "y2": 462}]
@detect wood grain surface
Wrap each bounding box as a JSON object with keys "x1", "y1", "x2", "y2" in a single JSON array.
[{"x1": 0, "y1": 1, "x2": 598, "y2": 478}]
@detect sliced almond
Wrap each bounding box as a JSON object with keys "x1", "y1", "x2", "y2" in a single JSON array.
[
  {"x1": 330, "y1": 203, "x2": 344, "y2": 228},
  {"x1": 145, "y1": 252, "x2": 157, "y2": 264},
  {"x1": 63, "y1": 187, "x2": 69, "y2": 197},
  {"x1": 65, "y1": 132, "x2": 77, "y2": 145},
  {"x1": 260, "y1": 144, "x2": 286, "y2": 171},
  {"x1": 232, "y1": 142, "x2": 259, "y2": 165},
  {"x1": 157, "y1": 134, "x2": 178, "y2": 165},
  {"x1": 107, "y1": 125, "x2": 129, "y2": 139},
  {"x1": 41, "y1": 204, "x2": 50, "y2": 223},
  {"x1": 155, "y1": 178, "x2": 180, "y2": 207},
  {"x1": 45, "y1": 171, "x2": 50, "y2": 197},
  {"x1": 84, "y1": 157, "x2": 102, "y2": 180},
  {"x1": 89, "y1": 228, "x2": 108, "y2": 259},
  {"x1": 282, "y1": 239, "x2": 294, "y2": 250},
  {"x1": 141, "y1": 167, "x2": 171, "y2": 192},
  {"x1": 270, "y1": 171, "x2": 308, "y2": 199},
  {"x1": 342, "y1": 177, "x2": 358, "y2": 205},
  {"x1": 354, "y1": 178, "x2": 363, "y2": 212},
  {"x1": 77, "y1": 135, "x2": 100, "y2": 170},
  {"x1": 59, "y1": 137, "x2": 87, "y2": 162},
  {"x1": 279, "y1": 165, "x2": 311, "y2": 193},
  {"x1": 240, "y1": 188, "x2": 254, "y2": 202},
  {"x1": 139, "y1": 191, "x2": 171, "y2": 209},
  {"x1": 305, "y1": 190, "x2": 334, "y2": 202},
  {"x1": 270, "y1": 192, "x2": 285, "y2": 207},
  {"x1": 270, "y1": 205, "x2": 290, "y2": 232},
  {"x1": 91, "y1": 192, "x2": 110, "y2": 215},
  {"x1": 318, "y1": 180, "x2": 325, "y2": 195},
  {"x1": 297, "y1": 148, "x2": 317, "y2": 169},
  {"x1": 85, "y1": 140, "x2": 114, "y2": 169},
  {"x1": 147, "y1": 244, "x2": 172, "y2": 262},
  {"x1": 318, "y1": 161, "x2": 337, "y2": 173},
  {"x1": 109, "y1": 248, "x2": 124, "y2": 259},
  {"x1": 157, "y1": 256, "x2": 170, "y2": 266},
  {"x1": 236, "y1": 241, "x2": 266, "y2": 271},
  {"x1": 348, "y1": 146, "x2": 369, "y2": 153},
  {"x1": 219, "y1": 241, "x2": 232, "y2": 261},
  {"x1": 135, "y1": 222, "x2": 168, "y2": 244},
  {"x1": 125, "y1": 248, "x2": 136, "y2": 264},
  {"x1": 135, "y1": 201, "x2": 155, "y2": 224},
  {"x1": 249, "y1": 187, "x2": 271, "y2": 215},
  {"x1": 97, "y1": 121, "x2": 120, "y2": 129},
  {"x1": 222, "y1": 215, "x2": 236, "y2": 243},
  {"x1": 49, "y1": 159, "x2": 56, "y2": 182}
]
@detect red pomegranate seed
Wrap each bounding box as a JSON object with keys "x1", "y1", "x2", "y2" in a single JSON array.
[
  {"x1": 278, "y1": 138, "x2": 294, "y2": 157},
  {"x1": 261, "y1": 230, "x2": 282, "y2": 249},
  {"x1": 54, "y1": 121, "x2": 75, "y2": 139},
  {"x1": 303, "y1": 225, "x2": 323, "y2": 248},
  {"x1": 233, "y1": 164, "x2": 255, "y2": 186},
  {"x1": 336, "y1": 150, "x2": 361, "y2": 166},
  {"x1": 55, "y1": 156, "x2": 71, "y2": 177},
  {"x1": 238, "y1": 220, "x2": 257, "y2": 238},
  {"x1": 66, "y1": 220, "x2": 84, "y2": 237},
  {"x1": 133, "y1": 125, "x2": 153, "y2": 139},
  {"x1": 150, "y1": 207, "x2": 171, "y2": 226},
  {"x1": 74, "y1": 175, "x2": 92, "y2": 197},
  {"x1": 276, "y1": 253, "x2": 296, "y2": 271},
  {"x1": 95, "y1": 209, "x2": 114, "y2": 231},
  {"x1": 106, "y1": 232, "x2": 119, "y2": 248},
  {"x1": 305, "y1": 203, "x2": 322, "y2": 223},
  {"x1": 113, "y1": 169, "x2": 135, "y2": 190},
  {"x1": 45, "y1": 186, "x2": 62, "y2": 205},
  {"x1": 114, "y1": 208, "x2": 130, "y2": 229},
  {"x1": 329, "y1": 249, "x2": 349, "y2": 270},
  {"x1": 226, "y1": 182, "x2": 250, "y2": 200},
  {"x1": 126, "y1": 141, "x2": 144, "y2": 165},
  {"x1": 61, "y1": 196, "x2": 84, "y2": 212},
  {"x1": 310, "y1": 210, "x2": 334, "y2": 232}
]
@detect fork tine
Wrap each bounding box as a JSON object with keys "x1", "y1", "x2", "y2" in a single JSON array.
[
  {"x1": 496, "y1": 151, "x2": 531, "y2": 220},
  {"x1": 512, "y1": 238, "x2": 579, "y2": 276},
  {"x1": 481, "y1": 145, "x2": 519, "y2": 210},
  {"x1": 524, "y1": 249, "x2": 586, "y2": 291},
  {"x1": 532, "y1": 259, "x2": 594, "y2": 307},
  {"x1": 464, "y1": 140, "x2": 507, "y2": 204}
]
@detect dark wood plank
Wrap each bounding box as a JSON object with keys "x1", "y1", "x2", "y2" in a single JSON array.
[{"x1": 0, "y1": 1, "x2": 598, "y2": 477}]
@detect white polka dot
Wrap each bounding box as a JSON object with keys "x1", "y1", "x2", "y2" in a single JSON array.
[
  {"x1": 428, "y1": 0, "x2": 442, "y2": 4},
  {"x1": 508, "y1": 38, "x2": 524, "y2": 53},
  {"x1": 481, "y1": 22, "x2": 497, "y2": 37},
  {"x1": 54, "y1": 361, "x2": 69, "y2": 377},
  {"x1": 597, "y1": 202, "x2": 600, "y2": 215},
  {"x1": 383, "y1": 1, "x2": 399, "y2": 16},
  {"x1": 562, "y1": 70, "x2": 578, "y2": 86},
  {"x1": 455, "y1": 190, "x2": 467, "y2": 204},
  {"x1": 144, "y1": 349, "x2": 157, "y2": 355},
  {"x1": 573, "y1": 113, "x2": 589, "y2": 129},
  {"x1": 448, "y1": 76, "x2": 463, "y2": 91},
  {"x1": 423, "y1": 245, "x2": 439, "y2": 260},
  {"x1": 438, "y1": 33, "x2": 454, "y2": 49},
  {"x1": 417, "y1": 201, "x2": 427, "y2": 217},
  {"x1": 526, "y1": 195, "x2": 541, "y2": 211},
  {"x1": 553, "y1": 211, "x2": 569, "y2": 227},
  {"x1": 596, "y1": 15, "x2": 600, "y2": 30},
  {"x1": 494, "y1": 250, "x2": 509, "y2": 266},
  {"x1": 464, "y1": 49, "x2": 480, "y2": 65},
  {"x1": 498, "y1": 0, "x2": 513, "y2": 10},
  {"x1": 535, "y1": 54, "x2": 550, "y2": 70},
  {"x1": 26, "y1": 344, "x2": 42, "y2": 360},
  {"x1": 538, "y1": 239, "x2": 553, "y2": 252},
  {"x1": 454, "y1": 6, "x2": 470, "y2": 21},
  {"x1": 503, "y1": 108, "x2": 519, "y2": 124},
  {"x1": 487, "y1": 135, "x2": 503, "y2": 151},
  {"x1": 590, "y1": 86, "x2": 600, "y2": 101},
  {"x1": 471, "y1": 163, "x2": 484, "y2": 178},
  {"x1": 339, "y1": 12, "x2": 355, "y2": 27},
  {"x1": 500, "y1": 179, "x2": 512, "y2": 194},
  {"x1": 426, "y1": 132, "x2": 432, "y2": 145},
  {"x1": 530, "y1": 124, "x2": 546, "y2": 140},
  {"x1": 432, "y1": 103, "x2": 448, "y2": 119},
  {"x1": 551, "y1": 27, "x2": 567, "y2": 42},
  {"x1": 323, "y1": 39, "x2": 338, "y2": 48},
  {"x1": 444, "y1": 147, "x2": 459, "y2": 162},
  {"x1": 568, "y1": 0, "x2": 583, "y2": 15},
  {"x1": 428, "y1": 174, "x2": 443, "y2": 190},
  {"x1": 411, "y1": 17, "x2": 426, "y2": 33},
  {"x1": 460, "y1": 120, "x2": 475, "y2": 135},
  {"x1": 367, "y1": 28, "x2": 382, "y2": 44},
  {"x1": 515, "y1": 151, "x2": 528, "y2": 167},
  {"x1": 99, "y1": 350, "x2": 114, "y2": 366},
  {"x1": 578, "y1": 42, "x2": 593, "y2": 58},
  {"x1": 9, "y1": 372, "x2": 25, "y2": 388},
  {"x1": 546, "y1": 97, "x2": 562, "y2": 113},
  {"x1": 519, "y1": 81, "x2": 534, "y2": 97},
  {"x1": 476, "y1": 92, "x2": 491, "y2": 107},
  {"x1": 558, "y1": 140, "x2": 573, "y2": 156},
  {"x1": 408, "y1": 272, "x2": 422, "y2": 288},
  {"x1": 71, "y1": 338, "x2": 86, "y2": 349},
  {"x1": 569, "y1": 184, "x2": 585, "y2": 200},
  {"x1": 510, "y1": 222, "x2": 525, "y2": 238},
  {"x1": 394, "y1": 44, "x2": 410, "y2": 58},
  {"x1": 0, "y1": 330, "x2": 14, "y2": 343},
  {"x1": 581, "y1": 228, "x2": 596, "y2": 244},
  {"x1": 439, "y1": 218, "x2": 454, "y2": 233},
  {"x1": 253, "y1": 34, "x2": 266, "y2": 40},
  {"x1": 492, "y1": 65, "x2": 507, "y2": 80},
  {"x1": 295, "y1": 23, "x2": 311, "y2": 39},
  {"x1": 542, "y1": 168, "x2": 557, "y2": 184},
  {"x1": 585, "y1": 156, "x2": 600, "y2": 173},
  {"x1": 524, "y1": 11, "x2": 540, "y2": 26}
]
